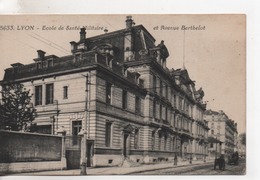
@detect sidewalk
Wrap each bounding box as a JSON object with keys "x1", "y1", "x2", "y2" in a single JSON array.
[{"x1": 12, "y1": 160, "x2": 214, "y2": 176}]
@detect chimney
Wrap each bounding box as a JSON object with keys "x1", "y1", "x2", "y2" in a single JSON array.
[
  {"x1": 70, "y1": 41, "x2": 77, "y2": 51},
  {"x1": 126, "y1": 16, "x2": 133, "y2": 28},
  {"x1": 80, "y1": 27, "x2": 86, "y2": 41},
  {"x1": 37, "y1": 50, "x2": 46, "y2": 59},
  {"x1": 11, "y1": 63, "x2": 23, "y2": 68}
]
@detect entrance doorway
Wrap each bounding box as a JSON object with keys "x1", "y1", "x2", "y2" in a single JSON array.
[
  {"x1": 87, "y1": 141, "x2": 93, "y2": 167},
  {"x1": 123, "y1": 133, "x2": 129, "y2": 157}
]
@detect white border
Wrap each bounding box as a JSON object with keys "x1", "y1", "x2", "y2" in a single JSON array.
[{"x1": 0, "y1": 0, "x2": 259, "y2": 180}]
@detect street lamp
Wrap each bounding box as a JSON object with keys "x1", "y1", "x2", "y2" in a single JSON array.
[
  {"x1": 54, "y1": 100, "x2": 60, "y2": 134},
  {"x1": 78, "y1": 128, "x2": 87, "y2": 175},
  {"x1": 78, "y1": 72, "x2": 89, "y2": 175}
]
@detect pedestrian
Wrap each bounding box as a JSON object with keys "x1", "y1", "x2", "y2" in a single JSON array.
[
  {"x1": 174, "y1": 154, "x2": 178, "y2": 166},
  {"x1": 189, "y1": 154, "x2": 192, "y2": 164}
]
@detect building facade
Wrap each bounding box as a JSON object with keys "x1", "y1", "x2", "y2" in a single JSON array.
[
  {"x1": 237, "y1": 133, "x2": 246, "y2": 158},
  {"x1": 204, "y1": 109, "x2": 238, "y2": 159},
  {"x1": 1, "y1": 16, "x2": 209, "y2": 167}
]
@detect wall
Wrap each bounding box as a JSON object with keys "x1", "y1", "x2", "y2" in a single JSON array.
[
  {"x1": 0, "y1": 160, "x2": 66, "y2": 175},
  {"x1": 0, "y1": 130, "x2": 66, "y2": 174}
]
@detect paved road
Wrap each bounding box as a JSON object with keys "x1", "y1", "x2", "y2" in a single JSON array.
[{"x1": 134, "y1": 159, "x2": 246, "y2": 175}]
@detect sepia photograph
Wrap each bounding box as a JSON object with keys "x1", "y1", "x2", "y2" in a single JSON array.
[{"x1": 0, "y1": 14, "x2": 246, "y2": 176}]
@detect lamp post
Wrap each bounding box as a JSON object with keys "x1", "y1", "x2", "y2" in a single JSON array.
[
  {"x1": 78, "y1": 72, "x2": 89, "y2": 175},
  {"x1": 54, "y1": 100, "x2": 60, "y2": 134},
  {"x1": 78, "y1": 128, "x2": 87, "y2": 175}
]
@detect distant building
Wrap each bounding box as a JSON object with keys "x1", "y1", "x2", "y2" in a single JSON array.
[
  {"x1": 237, "y1": 133, "x2": 246, "y2": 157},
  {"x1": 204, "y1": 109, "x2": 238, "y2": 159},
  {"x1": 1, "y1": 16, "x2": 209, "y2": 168}
]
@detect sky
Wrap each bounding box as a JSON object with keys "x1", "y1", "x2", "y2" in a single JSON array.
[{"x1": 0, "y1": 15, "x2": 246, "y2": 133}]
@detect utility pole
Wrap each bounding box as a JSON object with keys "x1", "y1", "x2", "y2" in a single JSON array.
[{"x1": 79, "y1": 73, "x2": 89, "y2": 175}]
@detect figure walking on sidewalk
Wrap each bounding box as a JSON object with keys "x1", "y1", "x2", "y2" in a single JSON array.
[{"x1": 174, "y1": 154, "x2": 178, "y2": 166}]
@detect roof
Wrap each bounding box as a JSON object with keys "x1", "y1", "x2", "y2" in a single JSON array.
[
  {"x1": 174, "y1": 68, "x2": 194, "y2": 85},
  {"x1": 1, "y1": 24, "x2": 157, "y2": 83},
  {"x1": 87, "y1": 24, "x2": 156, "y2": 43}
]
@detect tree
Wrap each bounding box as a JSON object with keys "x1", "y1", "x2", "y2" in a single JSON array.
[
  {"x1": 239, "y1": 133, "x2": 246, "y2": 146},
  {"x1": 0, "y1": 83, "x2": 37, "y2": 131}
]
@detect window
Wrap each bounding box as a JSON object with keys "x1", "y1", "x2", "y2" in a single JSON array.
[
  {"x1": 172, "y1": 138, "x2": 175, "y2": 152},
  {"x1": 173, "y1": 113, "x2": 176, "y2": 127},
  {"x1": 178, "y1": 97, "x2": 182, "y2": 110},
  {"x1": 47, "y1": 60, "x2": 53, "y2": 67},
  {"x1": 46, "y1": 83, "x2": 54, "y2": 104},
  {"x1": 152, "y1": 131, "x2": 156, "y2": 150},
  {"x1": 37, "y1": 62, "x2": 42, "y2": 70},
  {"x1": 164, "y1": 134, "x2": 167, "y2": 151},
  {"x1": 42, "y1": 61, "x2": 47, "y2": 68},
  {"x1": 185, "y1": 103, "x2": 189, "y2": 113},
  {"x1": 210, "y1": 143, "x2": 214, "y2": 148},
  {"x1": 35, "y1": 85, "x2": 42, "y2": 106},
  {"x1": 158, "y1": 132, "x2": 162, "y2": 150},
  {"x1": 122, "y1": 90, "x2": 127, "y2": 109},
  {"x1": 106, "y1": 58, "x2": 113, "y2": 68},
  {"x1": 72, "y1": 121, "x2": 82, "y2": 135},
  {"x1": 153, "y1": 100, "x2": 156, "y2": 118},
  {"x1": 105, "y1": 122, "x2": 112, "y2": 147},
  {"x1": 165, "y1": 85, "x2": 168, "y2": 99},
  {"x1": 135, "y1": 96, "x2": 141, "y2": 114},
  {"x1": 165, "y1": 107, "x2": 168, "y2": 121},
  {"x1": 160, "y1": 80, "x2": 163, "y2": 96},
  {"x1": 75, "y1": 54, "x2": 80, "y2": 62},
  {"x1": 106, "y1": 82, "x2": 112, "y2": 104},
  {"x1": 159, "y1": 104, "x2": 162, "y2": 119},
  {"x1": 153, "y1": 75, "x2": 157, "y2": 92},
  {"x1": 134, "y1": 129, "x2": 139, "y2": 149},
  {"x1": 190, "y1": 106, "x2": 193, "y2": 118},
  {"x1": 211, "y1": 130, "x2": 214, "y2": 135},
  {"x1": 174, "y1": 95, "x2": 176, "y2": 107},
  {"x1": 182, "y1": 99, "x2": 185, "y2": 111},
  {"x1": 72, "y1": 121, "x2": 82, "y2": 145},
  {"x1": 63, "y1": 86, "x2": 68, "y2": 99}
]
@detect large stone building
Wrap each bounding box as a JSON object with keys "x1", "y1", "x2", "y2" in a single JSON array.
[
  {"x1": 0, "y1": 16, "x2": 209, "y2": 168},
  {"x1": 204, "y1": 109, "x2": 238, "y2": 159}
]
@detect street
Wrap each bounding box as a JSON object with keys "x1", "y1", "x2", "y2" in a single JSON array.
[
  {"x1": 134, "y1": 159, "x2": 246, "y2": 175},
  {"x1": 8, "y1": 159, "x2": 246, "y2": 176}
]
